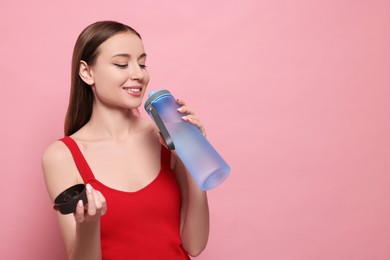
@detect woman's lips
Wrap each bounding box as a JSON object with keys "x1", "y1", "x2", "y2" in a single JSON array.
[{"x1": 123, "y1": 86, "x2": 142, "y2": 97}]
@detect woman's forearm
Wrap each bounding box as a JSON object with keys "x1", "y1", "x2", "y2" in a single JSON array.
[
  {"x1": 180, "y1": 173, "x2": 210, "y2": 257},
  {"x1": 69, "y1": 220, "x2": 102, "y2": 260}
]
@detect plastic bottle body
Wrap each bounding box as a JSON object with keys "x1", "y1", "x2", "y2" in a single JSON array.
[{"x1": 145, "y1": 90, "x2": 230, "y2": 190}]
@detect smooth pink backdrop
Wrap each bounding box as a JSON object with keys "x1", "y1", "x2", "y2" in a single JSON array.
[{"x1": 1, "y1": 0, "x2": 389, "y2": 259}]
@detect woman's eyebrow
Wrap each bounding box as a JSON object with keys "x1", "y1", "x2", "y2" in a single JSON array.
[
  {"x1": 111, "y1": 53, "x2": 147, "y2": 59},
  {"x1": 112, "y1": 53, "x2": 130, "y2": 58}
]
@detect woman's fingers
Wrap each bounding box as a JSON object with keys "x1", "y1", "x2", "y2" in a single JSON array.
[
  {"x1": 176, "y1": 98, "x2": 206, "y2": 137},
  {"x1": 176, "y1": 99, "x2": 195, "y2": 115},
  {"x1": 176, "y1": 98, "x2": 186, "y2": 106},
  {"x1": 177, "y1": 105, "x2": 194, "y2": 115},
  {"x1": 182, "y1": 115, "x2": 200, "y2": 125},
  {"x1": 73, "y1": 184, "x2": 107, "y2": 223},
  {"x1": 86, "y1": 183, "x2": 97, "y2": 216},
  {"x1": 74, "y1": 200, "x2": 85, "y2": 223},
  {"x1": 95, "y1": 190, "x2": 107, "y2": 216},
  {"x1": 182, "y1": 115, "x2": 206, "y2": 137}
]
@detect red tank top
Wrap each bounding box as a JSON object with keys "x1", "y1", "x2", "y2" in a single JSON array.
[{"x1": 60, "y1": 137, "x2": 190, "y2": 260}]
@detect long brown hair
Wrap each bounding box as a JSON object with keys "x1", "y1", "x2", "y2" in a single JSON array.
[{"x1": 64, "y1": 21, "x2": 141, "y2": 136}]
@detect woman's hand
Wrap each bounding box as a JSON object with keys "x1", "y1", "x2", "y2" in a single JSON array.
[
  {"x1": 158, "y1": 99, "x2": 206, "y2": 148},
  {"x1": 176, "y1": 99, "x2": 206, "y2": 137},
  {"x1": 74, "y1": 184, "x2": 107, "y2": 224}
]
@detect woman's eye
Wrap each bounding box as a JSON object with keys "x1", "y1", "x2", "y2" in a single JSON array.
[
  {"x1": 114, "y1": 64, "x2": 128, "y2": 68},
  {"x1": 139, "y1": 64, "x2": 147, "y2": 69}
]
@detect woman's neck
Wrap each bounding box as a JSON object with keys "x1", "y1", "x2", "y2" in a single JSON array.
[{"x1": 83, "y1": 103, "x2": 140, "y2": 141}]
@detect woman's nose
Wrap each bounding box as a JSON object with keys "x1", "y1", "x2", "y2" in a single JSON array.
[{"x1": 129, "y1": 64, "x2": 145, "y2": 81}]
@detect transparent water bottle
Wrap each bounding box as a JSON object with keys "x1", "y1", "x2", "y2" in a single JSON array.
[{"x1": 144, "y1": 89, "x2": 230, "y2": 190}]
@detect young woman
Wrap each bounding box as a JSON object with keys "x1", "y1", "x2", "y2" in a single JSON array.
[{"x1": 42, "y1": 21, "x2": 209, "y2": 260}]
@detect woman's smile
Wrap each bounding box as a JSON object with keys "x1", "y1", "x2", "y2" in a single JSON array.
[{"x1": 123, "y1": 86, "x2": 143, "y2": 97}]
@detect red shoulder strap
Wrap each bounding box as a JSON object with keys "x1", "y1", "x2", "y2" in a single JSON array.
[
  {"x1": 60, "y1": 136, "x2": 95, "y2": 183},
  {"x1": 160, "y1": 145, "x2": 172, "y2": 170}
]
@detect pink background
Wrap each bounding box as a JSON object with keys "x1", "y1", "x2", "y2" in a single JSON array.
[{"x1": 1, "y1": 0, "x2": 389, "y2": 259}]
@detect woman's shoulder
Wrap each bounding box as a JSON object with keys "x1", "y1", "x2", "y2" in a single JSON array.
[
  {"x1": 42, "y1": 139, "x2": 71, "y2": 166},
  {"x1": 43, "y1": 140, "x2": 67, "y2": 159},
  {"x1": 42, "y1": 139, "x2": 81, "y2": 200},
  {"x1": 136, "y1": 116, "x2": 158, "y2": 134}
]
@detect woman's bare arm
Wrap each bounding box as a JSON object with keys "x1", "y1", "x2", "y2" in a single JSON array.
[{"x1": 42, "y1": 141, "x2": 106, "y2": 260}]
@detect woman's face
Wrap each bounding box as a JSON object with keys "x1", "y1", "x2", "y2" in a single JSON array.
[{"x1": 87, "y1": 31, "x2": 150, "y2": 110}]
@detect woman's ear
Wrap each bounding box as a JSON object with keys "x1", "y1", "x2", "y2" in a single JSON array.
[{"x1": 79, "y1": 61, "x2": 94, "y2": 85}]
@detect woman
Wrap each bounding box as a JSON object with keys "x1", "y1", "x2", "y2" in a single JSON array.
[{"x1": 42, "y1": 21, "x2": 209, "y2": 260}]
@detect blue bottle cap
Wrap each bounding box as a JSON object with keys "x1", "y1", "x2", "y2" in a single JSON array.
[
  {"x1": 148, "y1": 90, "x2": 157, "y2": 98},
  {"x1": 144, "y1": 89, "x2": 172, "y2": 110}
]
